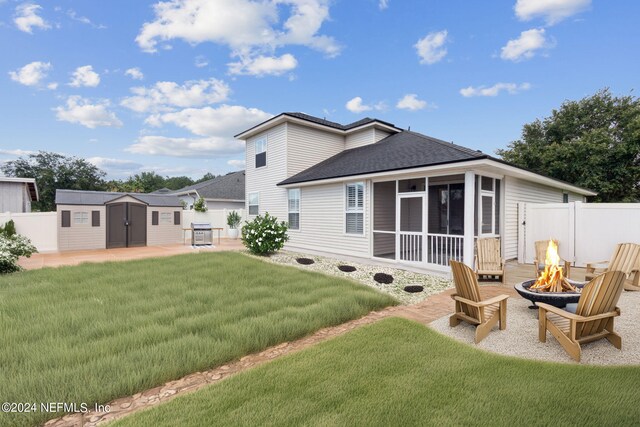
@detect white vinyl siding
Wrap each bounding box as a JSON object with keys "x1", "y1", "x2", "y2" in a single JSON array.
[
  {"x1": 288, "y1": 188, "x2": 300, "y2": 230},
  {"x1": 245, "y1": 123, "x2": 288, "y2": 222},
  {"x1": 503, "y1": 176, "x2": 566, "y2": 260},
  {"x1": 345, "y1": 182, "x2": 364, "y2": 234},
  {"x1": 146, "y1": 207, "x2": 182, "y2": 246},
  {"x1": 0, "y1": 182, "x2": 29, "y2": 213},
  {"x1": 345, "y1": 129, "x2": 375, "y2": 150},
  {"x1": 286, "y1": 182, "x2": 370, "y2": 258},
  {"x1": 286, "y1": 123, "x2": 344, "y2": 177},
  {"x1": 57, "y1": 205, "x2": 106, "y2": 251},
  {"x1": 374, "y1": 129, "x2": 391, "y2": 143}
]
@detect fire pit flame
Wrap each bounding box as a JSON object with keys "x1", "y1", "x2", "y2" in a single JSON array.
[{"x1": 529, "y1": 240, "x2": 577, "y2": 293}]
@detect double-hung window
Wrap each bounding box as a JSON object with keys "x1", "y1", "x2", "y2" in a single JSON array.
[
  {"x1": 345, "y1": 182, "x2": 364, "y2": 234},
  {"x1": 73, "y1": 212, "x2": 89, "y2": 224},
  {"x1": 288, "y1": 189, "x2": 300, "y2": 230},
  {"x1": 255, "y1": 138, "x2": 267, "y2": 168},
  {"x1": 248, "y1": 192, "x2": 259, "y2": 215}
]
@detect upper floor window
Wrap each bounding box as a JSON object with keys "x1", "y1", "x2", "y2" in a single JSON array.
[
  {"x1": 249, "y1": 192, "x2": 259, "y2": 215},
  {"x1": 345, "y1": 182, "x2": 364, "y2": 235},
  {"x1": 288, "y1": 189, "x2": 300, "y2": 230},
  {"x1": 255, "y1": 138, "x2": 267, "y2": 168}
]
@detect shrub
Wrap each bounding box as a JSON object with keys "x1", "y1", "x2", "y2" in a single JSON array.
[
  {"x1": 242, "y1": 213, "x2": 289, "y2": 255},
  {"x1": 193, "y1": 197, "x2": 208, "y2": 212},
  {"x1": 0, "y1": 219, "x2": 17, "y2": 238},
  {"x1": 0, "y1": 234, "x2": 37, "y2": 274},
  {"x1": 227, "y1": 210, "x2": 241, "y2": 229}
]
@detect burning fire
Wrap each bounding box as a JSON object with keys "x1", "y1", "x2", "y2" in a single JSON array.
[{"x1": 529, "y1": 240, "x2": 577, "y2": 293}]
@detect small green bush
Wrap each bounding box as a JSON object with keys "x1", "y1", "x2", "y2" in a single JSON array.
[
  {"x1": 0, "y1": 234, "x2": 37, "y2": 274},
  {"x1": 0, "y1": 219, "x2": 17, "y2": 238},
  {"x1": 193, "y1": 197, "x2": 208, "y2": 212},
  {"x1": 227, "y1": 210, "x2": 241, "y2": 228},
  {"x1": 242, "y1": 213, "x2": 289, "y2": 255}
]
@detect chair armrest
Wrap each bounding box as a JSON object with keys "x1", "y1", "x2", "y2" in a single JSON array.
[
  {"x1": 537, "y1": 302, "x2": 620, "y2": 322},
  {"x1": 452, "y1": 294, "x2": 509, "y2": 307},
  {"x1": 586, "y1": 261, "x2": 609, "y2": 273},
  {"x1": 474, "y1": 254, "x2": 478, "y2": 273}
]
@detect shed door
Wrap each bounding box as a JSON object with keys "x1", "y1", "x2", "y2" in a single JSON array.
[
  {"x1": 127, "y1": 203, "x2": 147, "y2": 247},
  {"x1": 107, "y1": 203, "x2": 127, "y2": 249}
]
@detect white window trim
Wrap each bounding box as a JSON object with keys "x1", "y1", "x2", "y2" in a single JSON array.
[
  {"x1": 248, "y1": 192, "x2": 259, "y2": 216},
  {"x1": 73, "y1": 211, "x2": 89, "y2": 225},
  {"x1": 478, "y1": 176, "x2": 498, "y2": 237},
  {"x1": 254, "y1": 137, "x2": 267, "y2": 169},
  {"x1": 160, "y1": 212, "x2": 172, "y2": 224},
  {"x1": 288, "y1": 188, "x2": 300, "y2": 231},
  {"x1": 345, "y1": 182, "x2": 365, "y2": 236}
]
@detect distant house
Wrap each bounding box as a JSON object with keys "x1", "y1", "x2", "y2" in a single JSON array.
[
  {"x1": 55, "y1": 189, "x2": 183, "y2": 251},
  {"x1": 0, "y1": 177, "x2": 39, "y2": 213},
  {"x1": 172, "y1": 171, "x2": 245, "y2": 210},
  {"x1": 236, "y1": 112, "x2": 595, "y2": 272}
]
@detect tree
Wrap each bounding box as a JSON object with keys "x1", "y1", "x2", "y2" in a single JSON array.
[
  {"x1": 164, "y1": 176, "x2": 194, "y2": 190},
  {"x1": 195, "y1": 172, "x2": 218, "y2": 183},
  {"x1": 497, "y1": 89, "x2": 640, "y2": 202},
  {"x1": 123, "y1": 171, "x2": 166, "y2": 193},
  {"x1": 1, "y1": 151, "x2": 106, "y2": 211}
]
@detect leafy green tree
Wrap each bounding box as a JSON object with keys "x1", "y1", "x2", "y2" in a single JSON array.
[
  {"x1": 1, "y1": 151, "x2": 106, "y2": 211},
  {"x1": 195, "y1": 172, "x2": 218, "y2": 183},
  {"x1": 497, "y1": 89, "x2": 640, "y2": 202},
  {"x1": 123, "y1": 171, "x2": 166, "y2": 193},
  {"x1": 164, "y1": 176, "x2": 194, "y2": 190}
]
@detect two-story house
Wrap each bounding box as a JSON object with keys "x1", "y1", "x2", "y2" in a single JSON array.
[{"x1": 236, "y1": 112, "x2": 594, "y2": 272}]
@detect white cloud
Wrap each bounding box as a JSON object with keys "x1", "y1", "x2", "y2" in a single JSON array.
[
  {"x1": 345, "y1": 97, "x2": 385, "y2": 114},
  {"x1": 54, "y1": 96, "x2": 123, "y2": 128},
  {"x1": 87, "y1": 157, "x2": 143, "y2": 173},
  {"x1": 8, "y1": 61, "x2": 51, "y2": 86},
  {"x1": 515, "y1": 0, "x2": 590, "y2": 25},
  {"x1": 126, "y1": 135, "x2": 245, "y2": 158},
  {"x1": 0, "y1": 149, "x2": 37, "y2": 157},
  {"x1": 149, "y1": 105, "x2": 272, "y2": 137},
  {"x1": 379, "y1": 0, "x2": 389, "y2": 10},
  {"x1": 67, "y1": 9, "x2": 106, "y2": 29},
  {"x1": 69, "y1": 65, "x2": 101, "y2": 87},
  {"x1": 500, "y1": 28, "x2": 548, "y2": 61},
  {"x1": 136, "y1": 0, "x2": 340, "y2": 75},
  {"x1": 125, "y1": 67, "x2": 144, "y2": 80},
  {"x1": 14, "y1": 3, "x2": 50, "y2": 33},
  {"x1": 228, "y1": 53, "x2": 298, "y2": 76},
  {"x1": 396, "y1": 94, "x2": 434, "y2": 111},
  {"x1": 459, "y1": 82, "x2": 531, "y2": 97},
  {"x1": 415, "y1": 30, "x2": 448, "y2": 65},
  {"x1": 194, "y1": 55, "x2": 208, "y2": 68},
  {"x1": 227, "y1": 159, "x2": 246, "y2": 169},
  {"x1": 121, "y1": 78, "x2": 231, "y2": 113},
  {"x1": 47, "y1": 82, "x2": 58, "y2": 90}
]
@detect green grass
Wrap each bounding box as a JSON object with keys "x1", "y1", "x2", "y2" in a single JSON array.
[
  {"x1": 0, "y1": 252, "x2": 395, "y2": 427},
  {"x1": 114, "y1": 317, "x2": 640, "y2": 427}
]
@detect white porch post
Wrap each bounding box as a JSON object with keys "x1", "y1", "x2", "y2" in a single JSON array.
[{"x1": 463, "y1": 171, "x2": 475, "y2": 268}]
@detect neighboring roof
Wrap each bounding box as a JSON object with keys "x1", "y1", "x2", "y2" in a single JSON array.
[
  {"x1": 150, "y1": 187, "x2": 172, "y2": 194},
  {"x1": 55, "y1": 189, "x2": 182, "y2": 207},
  {"x1": 0, "y1": 176, "x2": 39, "y2": 201},
  {"x1": 234, "y1": 112, "x2": 402, "y2": 139},
  {"x1": 279, "y1": 131, "x2": 487, "y2": 185},
  {"x1": 172, "y1": 171, "x2": 245, "y2": 201}
]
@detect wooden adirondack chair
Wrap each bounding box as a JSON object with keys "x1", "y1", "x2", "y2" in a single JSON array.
[
  {"x1": 533, "y1": 239, "x2": 571, "y2": 279},
  {"x1": 450, "y1": 260, "x2": 509, "y2": 343},
  {"x1": 585, "y1": 243, "x2": 640, "y2": 291},
  {"x1": 475, "y1": 237, "x2": 505, "y2": 284},
  {"x1": 538, "y1": 270, "x2": 626, "y2": 362}
]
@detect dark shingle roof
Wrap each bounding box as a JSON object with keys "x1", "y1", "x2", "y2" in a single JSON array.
[
  {"x1": 279, "y1": 131, "x2": 488, "y2": 185},
  {"x1": 55, "y1": 190, "x2": 182, "y2": 207},
  {"x1": 283, "y1": 112, "x2": 397, "y2": 131},
  {"x1": 173, "y1": 171, "x2": 245, "y2": 201}
]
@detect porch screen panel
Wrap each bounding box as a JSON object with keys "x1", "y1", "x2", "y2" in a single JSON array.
[
  {"x1": 428, "y1": 185, "x2": 448, "y2": 234},
  {"x1": 400, "y1": 198, "x2": 422, "y2": 232},
  {"x1": 373, "y1": 233, "x2": 395, "y2": 259},
  {"x1": 373, "y1": 181, "x2": 395, "y2": 231}
]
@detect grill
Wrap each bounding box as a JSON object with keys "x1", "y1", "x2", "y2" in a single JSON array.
[{"x1": 191, "y1": 222, "x2": 213, "y2": 246}]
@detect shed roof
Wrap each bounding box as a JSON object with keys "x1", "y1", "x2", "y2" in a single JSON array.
[
  {"x1": 55, "y1": 189, "x2": 182, "y2": 207},
  {"x1": 0, "y1": 176, "x2": 39, "y2": 201}
]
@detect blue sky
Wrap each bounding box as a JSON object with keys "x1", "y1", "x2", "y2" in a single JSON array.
[{"x1": 1, "y1": 0, "x2": 638, "y2": 180}]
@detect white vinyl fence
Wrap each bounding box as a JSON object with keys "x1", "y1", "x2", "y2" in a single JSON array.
[
  {"x1": 182, "y1": 208, "x2": 245, "y2": 237},
  {"x1": 0, "y1": 211, "x2": 58, "y2": 252},
  {"x1": 518, "y1": 202, "x2": 640, "y2": 267}
]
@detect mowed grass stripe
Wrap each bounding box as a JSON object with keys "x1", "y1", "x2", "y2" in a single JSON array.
[
  {"x1": 0, "y1": 252, "x2": 395, "y2": 427},
  {"x1": 114, "y1": 317, "x2": 640, "y2": 427}
]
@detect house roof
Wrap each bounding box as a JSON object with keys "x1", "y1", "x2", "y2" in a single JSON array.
[
  {"x1": 279, "y1": 131, "x2": 488, "y2": 185},
  {"x1": 55, "y1": 189, "x2": 182, "y2": 207},
  {"x1": 0, "y1": 176, "x2": 39, "y2": 201},
  {"x1": 172, "y1": 170, "x2": 245, "y2": 201},
  {"x1": 234, "y1": 112, "x2": 401, "y2": 139}
]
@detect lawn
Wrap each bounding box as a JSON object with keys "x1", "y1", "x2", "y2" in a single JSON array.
[
  {"x1": 114, "y1": 317, "x2": 640, "y2": 427},
  {"x1": 0, "y1": 252, "x2": 395, "y2": 427}
]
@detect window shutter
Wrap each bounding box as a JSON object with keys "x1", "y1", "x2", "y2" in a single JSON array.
[
  {"x1": 91, "y1": 210, "x2": 100, "y2": 227},
  {"x1": 174, "y1": 211, "x2": 181, "y2": 225},
  {"x1": 61, "y1": 210, "x2": 70, "y2": 227},
  {"x1": 152, "y1": 211, "x2": 159, "y2": 225},
  {"x1": 357, "y1": 184, "x2": 364, "y2": 208}
]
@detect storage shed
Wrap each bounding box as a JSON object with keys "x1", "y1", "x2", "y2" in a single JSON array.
[{"x1": 55, "y1": 189, "x2": 183, "y2": 251}]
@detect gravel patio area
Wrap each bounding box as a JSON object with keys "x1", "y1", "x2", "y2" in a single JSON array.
[
  {"x1": 430, "y1": 291, "x2": 640, "y2": 365},
  {"x1": 255, "y1": 251, "x2": 453, "y2": 304}
]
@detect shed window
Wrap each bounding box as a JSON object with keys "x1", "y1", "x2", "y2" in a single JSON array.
[
  {"x1": 74, "y1": 212, "x2": 89, "y2": 224},
  {"x1": 249, "y1": 192, "x2": 259, "y2": 215},
  {"x1": 152, "y1": 211, "x2": 159, "y2": 225},
  {"x1": 61, "y1": 210, "x2": 70, "y2": 227},
  {"x1": 345, "y1": 182, "x2": 364, "y2": 235},
  {"x1": 160, "y1": 212, "x2": 172, "y2": 224},
  {"x1": 255, "y1": 138, "x2": 267, "y2": 168},
  {"x1": 288, "y1": 188, "x2": 300, "y2": 230},
  {"x1": 92, "y1": 210, "x2": 100, "y2": 227}
]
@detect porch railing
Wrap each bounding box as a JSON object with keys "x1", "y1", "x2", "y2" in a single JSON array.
[
  {"x1": 399, "y1": 232, "x2": 423, "y2": 262},
  {"x1": 426, "y1": 233, "x2": 464, "y2": 266}
]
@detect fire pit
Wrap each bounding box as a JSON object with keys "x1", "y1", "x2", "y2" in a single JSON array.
[{"x1": 514, "y1": 240, "x2": 585, "y2": 308}]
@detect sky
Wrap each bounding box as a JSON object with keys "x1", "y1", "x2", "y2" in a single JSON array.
[{"x1": 0, "y1": 0, "x2": 638, "y2": 180}]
